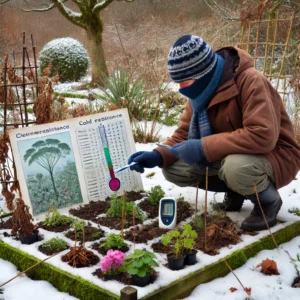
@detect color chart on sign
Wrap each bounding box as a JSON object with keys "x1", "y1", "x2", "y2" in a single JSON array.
[{"x1": 75, "y1": 118, "x2": 141, "y2": 200}]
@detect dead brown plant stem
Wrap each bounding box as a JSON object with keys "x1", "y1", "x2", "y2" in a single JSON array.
[
  {"x1": 194, "y1": 185, "x2": 199, "y2": 226},
  {"x1": 224, "y1": 260, "x2": 250, "y2": 295},
  {"x1": 253, "y1": 182, "x2": 279, "y2": 249},
  {"x1": 82, "y1": 223, "x2": 85, "y2": 248},
  {"x1": 121, "y1": 190, "x2": 126, "y2": 237},
  {"x1": 133, "y1": 207, "x2": 136, "y2": 249},
  {"x1": 0, "y1": 251, "x2": 62, "y2": 288},
  {"x1": 204, "y1": 167, "x2": 208, "y2": 251}
]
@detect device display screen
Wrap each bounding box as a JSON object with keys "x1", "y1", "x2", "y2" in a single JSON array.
[{"x1": 163, "y1": 203, "x2": 173, "y2": 216}]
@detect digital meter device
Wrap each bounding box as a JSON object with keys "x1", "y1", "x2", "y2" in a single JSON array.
[{"x1": 158, "y1": 197, "x2": 177, "y2": 229}]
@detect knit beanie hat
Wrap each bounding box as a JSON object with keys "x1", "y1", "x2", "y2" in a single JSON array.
[{"x1": 167, "y1": 34, "x2": 218, "y2": 83}]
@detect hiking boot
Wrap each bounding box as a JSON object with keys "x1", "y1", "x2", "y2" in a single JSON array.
[
  {"x1": 213, "y1": 189, "x2": 245, "y2": 212},
  {"x1": 241, "y1": 182, "x2": 282, "y2": 231}
]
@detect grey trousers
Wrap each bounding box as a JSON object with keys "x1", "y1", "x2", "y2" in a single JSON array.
[{"x1": 162, "y1": 154, "x2": 275, "y2": 196}]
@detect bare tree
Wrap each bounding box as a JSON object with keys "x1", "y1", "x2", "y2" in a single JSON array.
[{"x1": 0, "y1": 0, "x2": 135, "y2": 85}]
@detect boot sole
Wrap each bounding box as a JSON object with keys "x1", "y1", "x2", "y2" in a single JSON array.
[{"x1": 241, "y1": 199, "x2": 283, "y2": 232}]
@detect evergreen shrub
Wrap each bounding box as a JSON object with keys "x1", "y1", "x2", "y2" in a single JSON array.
[{"x1": 39, "y1": 37, "x2": 89, "y2": 82}]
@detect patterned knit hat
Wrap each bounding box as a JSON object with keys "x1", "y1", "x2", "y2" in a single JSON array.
[{"x1": 167, "y1": 34, "x2": 218, "y2": 83}]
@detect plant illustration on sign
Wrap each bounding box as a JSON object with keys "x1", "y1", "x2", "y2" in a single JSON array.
[{"x1": 24, "y1": 138, "x2": 71, "y2": 201}]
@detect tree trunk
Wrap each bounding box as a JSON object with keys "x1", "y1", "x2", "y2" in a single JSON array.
[
  {"x1": 86, "y1": 30, "x2": 109, "y2": 86},
  {"x1": 49, "y1": 170, "x2": 59, "y2": 202}
]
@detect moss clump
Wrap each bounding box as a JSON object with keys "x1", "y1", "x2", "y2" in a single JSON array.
[{"x1": 40, "y1": 238, "x2": 69, "y2": 252}]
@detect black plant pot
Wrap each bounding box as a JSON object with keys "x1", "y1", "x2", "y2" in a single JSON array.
[
  {"x1": 184, "y1": 249, "x2": 198, "y2": 266},
  {"x1": 132, "y1": 273, "x2": 151, "y2": 287},
  {"x1": 167, "y1": 253, "x2": 185, "y2": 271},
  {"x1": 104, "y1": 273, "x2": 120, "y2": 281},
  {"x1": 19, "y1": 232, "x2": 38, "y2": 245}
]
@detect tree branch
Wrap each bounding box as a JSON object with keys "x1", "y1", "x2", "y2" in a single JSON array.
[
  {"x1": 22, "y1": 0, "x2": 56, "y2": 12},
  {"x1": 51, "y1": 0, "x2": 86, "y2": 28},
  {"x1": 203, "y1": 0, "x2": 240, "y2": 21},
  {"x1": 0, "y1": 0, "x2": 10, "y2": 4},
  {"x1": 92, "y1": 0, "x2": 113, "y2": 14}
]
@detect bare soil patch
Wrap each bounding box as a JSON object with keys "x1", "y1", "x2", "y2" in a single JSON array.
[
  {"x1": 65, "y1": 226, "x2": 104, "y2": 242},
  {"x1": 69, "y1": 200, "x2": 110, "y2": 220},
  {"x1": 38, "y1": 222, "x2": 71, "y2": 232},
  {"x1": 90, "y1": 242, "x2": 129, "y2": 255},
  {"x1": 0, "y1": 218, "x2": 12, "y2": 230}
]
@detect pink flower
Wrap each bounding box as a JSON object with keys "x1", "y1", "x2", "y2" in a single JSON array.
[{"x1": 100, "y1": 250, "x2": 125, "y2": 274}]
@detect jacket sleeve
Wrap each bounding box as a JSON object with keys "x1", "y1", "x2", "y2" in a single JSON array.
[
  {"x1": 155, "y1": 100, "x2": 193, "y2": 167},
  {"x1": 202, "y1": 69, "x2": 281, "y2": 162}
]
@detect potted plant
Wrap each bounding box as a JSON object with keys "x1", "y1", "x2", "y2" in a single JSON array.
[
  {"x1": 182, "y1": 224, "x2": 198, "y2": 265},
  {"x1": 100, "y1": 233, "x2": 129, "y2": 253},
  {"x1": 11, "y1": 198, "x2": 38, "y2": 244},
  {"x1": 100, "y1": 249, "x2": 125, "y2": 281},
  {"x1": 124, "y1": 249, "x2": 158, "y2": 287},
  {"x1": 161, "y1": 224, "x2": 198, "y2": 270}
]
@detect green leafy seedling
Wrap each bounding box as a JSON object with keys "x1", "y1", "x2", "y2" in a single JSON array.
[
  {"x1": 100, "y1": 233, "x2": 127, "y2": 251},
  {"x1": 161, "y1": 224, "x2": 197, "y2": 258},
  {"x1": 107, "y1": 198, "x2": 146, "y2": 221},
  {"x1": 124, "y1": 249, "x2": 158, "y2": 277},
  {"x1": 43, "y1": 204, "x2": 74, "y2": 227},
  {"x1": 148, "y1": 185, "x2": 165, "y2": 205}
]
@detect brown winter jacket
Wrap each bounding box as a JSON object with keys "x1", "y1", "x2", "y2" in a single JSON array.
[{"x1": 156, "y1": 46, "x2": 300, "y2": 190}]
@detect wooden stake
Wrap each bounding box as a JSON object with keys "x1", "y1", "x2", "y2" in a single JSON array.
[
  {"x1": 133, "y1": 207, "x2": 136, "y2": 249},
  {"x1": 204, "y1": 167, "x2": 208, "y2": 251},
  {"x1": 253, "y1": 182, "x2": 279, "y2": 249},
  {"x1": 194, "y1": 185, "x2": 199, "y2": 227},
  {"x1": 224, "y1": 260, "x2": 251, "y2": 296},
  {"x1": 0, "y1": 251, "x2": 62, "y2": 288}
]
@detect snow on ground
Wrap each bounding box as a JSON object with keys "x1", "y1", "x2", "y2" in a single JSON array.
[
  {"x1": 0, "y1": 135, "x2": 299, "y2": 299},
  {"x1": 1, "y1": 84, "x2": 300, "y2": 299}
]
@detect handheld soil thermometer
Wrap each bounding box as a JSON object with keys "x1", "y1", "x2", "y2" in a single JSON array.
[{"x1": 159, "y1": 197, "x2": 177, "y2": 229}]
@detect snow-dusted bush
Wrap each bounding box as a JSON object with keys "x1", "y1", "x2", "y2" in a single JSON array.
[{"x1": 39, "y1": 37, "x2": 89, "y2": 82}]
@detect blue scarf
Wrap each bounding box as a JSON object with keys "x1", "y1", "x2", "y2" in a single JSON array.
[{"x1": 184, "y1": 55, "x2": 225, "y2": 140}]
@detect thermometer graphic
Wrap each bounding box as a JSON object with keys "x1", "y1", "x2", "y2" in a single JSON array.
[{"x1": 99, "y1": 124, "x2": 121, "y2": 191}]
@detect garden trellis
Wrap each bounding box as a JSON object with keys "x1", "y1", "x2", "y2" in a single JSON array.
[
  {"x1": 0, "y1": 32, "x2": 39, "y2": 211},
  {"x1": 238, "y1": 0, "x2": 300, "y2": 105}
]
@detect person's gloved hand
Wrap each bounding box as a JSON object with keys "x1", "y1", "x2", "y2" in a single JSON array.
[
  {"x1": 128, "y1": 150, "x2": 163, "y2": 173},
  {"x1": 170, "y1": 139, "x2": 209, "y2": 166}
]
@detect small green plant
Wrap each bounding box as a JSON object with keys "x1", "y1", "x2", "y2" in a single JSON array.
[
  {"x1": 106, "y1": 198, "x2": 146, "y2": 221},
  {"x1": 288, "y1": 207, "x2": 300, "y2": 216},
  {"x1": 100, "y1": 233, "x2": 128, "y2": 251},
  {"x1": 40, "y1": 238, "x2": 69, "y2": 252},
  {"x1": 124, "y1": 249, "x2": 158, "y2": 277},
  {"x1": 161, "y1": 224, "x2": 198, "y2": 258},
  {"x1": 91, "y1": 232, "x2": 103, "y2": 240},
  {"x1": 148, "y1": 185, "x2": 165, "y2": 205},
  {"x1": 195, "y1": 216, "x2": 204, "y2": 230},
  {"x1": 43, "y1": 205, "x2": 74, "y2": 227},
  {"x1": 94, "y1": 68, "x2": 145, "y2": 122},
  {"x1": 177, "y1": 196, "x2": 185, "y2": 202},
  {"x1": 71, "y1": 220, "x2": 87, "y2": 238}
]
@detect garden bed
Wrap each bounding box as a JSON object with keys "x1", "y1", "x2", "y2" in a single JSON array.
[{"x1": 0, "y1": 190, "x2": 300, "y2": 300}]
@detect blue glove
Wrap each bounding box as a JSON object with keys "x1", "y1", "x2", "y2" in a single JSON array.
[
  {"x1": 128, "y1": 150, "x2": 163, "y2": 173},
  {"x1": 170, "y1": 139, "x2": 209, "y2": 166}
]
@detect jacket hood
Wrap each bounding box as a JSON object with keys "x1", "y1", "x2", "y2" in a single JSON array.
[{"x1": 216, "y1": 46, "x2": 254, "y2": 78}]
